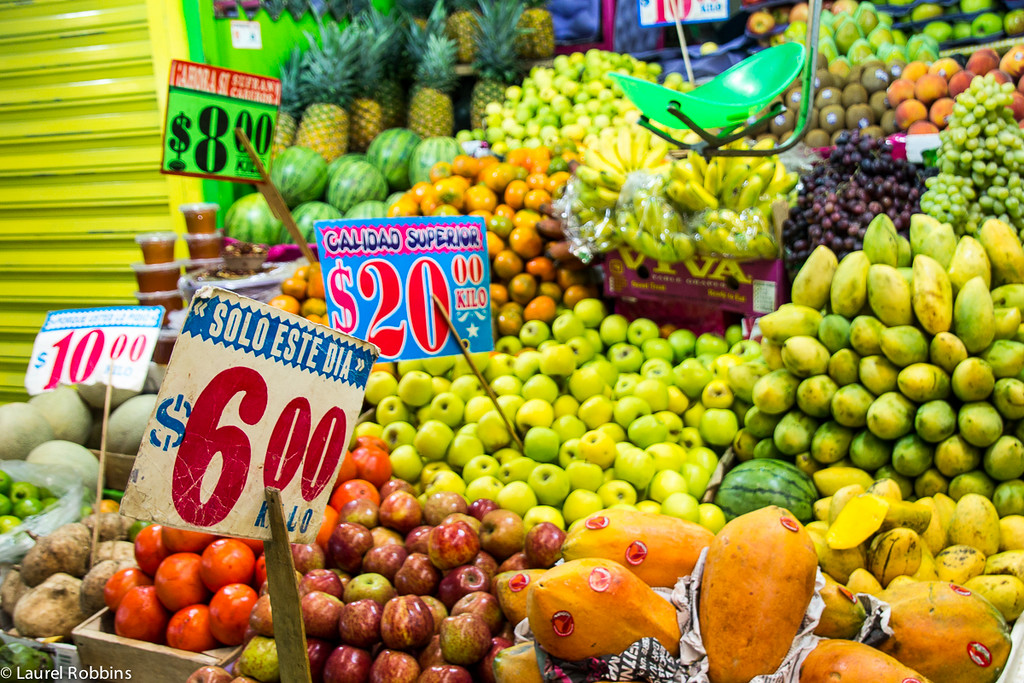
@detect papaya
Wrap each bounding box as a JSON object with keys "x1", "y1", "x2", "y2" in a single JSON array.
[
  {"x1": 494, "y1": 569, "x2": 547, "y2": 627},
  {"x1": 699, "y1": 506, "x2": 817, "y2": 683},
  {"x1": 493, "y1": 641, "x2": 543, "y2": 683},
  {"x1": 559, "y1": 509, "x2": 713, "y2": 588},
  {"x1": 877, "y1": 580, "x2": 1011, "y2": 683},
  {"x1": 526, "y1": 558, "x2": 680, "y2": 662},
  {"x1": 813, "y1": 574, "x2": 867, "y2": 639},
  {"x1": 799, "y1": 639, "x2": 932, "y2": 683}
]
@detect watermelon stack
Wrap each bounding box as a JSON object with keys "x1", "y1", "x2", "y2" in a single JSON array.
[
  {"x1": 292, "y1": 201, "x2": 343, "y2": 242},
  {"x1": 366, "y1": 128, "x2": 421, "y2": 192},
  {"x1": 408, "y1": 137, "x2": 463, "y2": 186},
  {"x1": 270, "y1": 146, "x2": 328, "y2": 208},
  {"x1": 224, "y1": 193, "x2": 284, "y2": 245},
  {"x1": 345, "y1": 201, "x2": 387, "y2": 219},
  {"x1": 327, "y1": 153, "x2": 366, "y2": 183},
  {"x1": 327, "y1": 161, "x2": 388, "y2": 214}
]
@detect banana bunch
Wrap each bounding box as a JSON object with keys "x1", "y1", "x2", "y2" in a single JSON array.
[
  {"x1": 696, "y1": 208, "x2": 780, "y2": 259},
  {"x1": 574, "y1": 126, "x2": 672, "y2": 210},
  {"x1": 615, "y1": 176, "x2": 695, "y2": 264}
]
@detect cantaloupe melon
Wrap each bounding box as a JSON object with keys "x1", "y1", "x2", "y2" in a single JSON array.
[
  {"x1": 26, "y1": 441, "x2": 99, "y2": 488},
  {"x1": 28, "y1": 387, "x2": 92, "y2": 445},
  {"x1": 106, "y1": 394, "x2": 157, "y2": 455},
  {"x1": 0, "y1": 403, "x2": 55, "y2": 460},
  {"x1": 76, "y1": 383, "x2": 139, "y2": 410}
]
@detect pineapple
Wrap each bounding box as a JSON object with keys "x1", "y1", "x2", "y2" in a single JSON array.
[
  {"x1": 272, "y1": 47, "x2": 304, "y2": 160},
  {"x1": 446, "y1": 0, "x2": 479, "y2": 64},
  {"x1": 285, "y1": 0, "x2": 308, "y2": 20},
  {"x1": 408, "y1": 33, "x2": 459, "y2": 138},
  {"x1": 293, "y1": 22, "x2": 358, "y2": 162},
  {"x1": 359, "y1": 6, "x2": 408, "y2": 129},
  {"x1": 260, "y1": 0, "x2": 287, "y2": 20},
  {"x1": 396, "y1": 0, "x2": 437, "y2": 27},
  {"x1": 348, "y1": 23, "x2": 389, "y2": 152},
  {"x1": 471, "y1": 0, "x2": 525, "y2": 130},
  {"x1": 517, "y1": 0, "x2": 554, "y2": 59}
]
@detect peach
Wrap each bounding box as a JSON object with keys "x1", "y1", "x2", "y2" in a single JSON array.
[
  {"x1": 990, "y1": 70, "x2": 1014, "y2": 85},
  {"x1": 914, "y1": 73, "x2": 949, "y2": 105},
  {"x1": 929, "y1": 58, "x2": 961, "y2": 80},
  {"x1": 789, "y1": 2, "x2": 809, "y2": 23},
  {"x1": 1011, "y1": 92, "x2": 1024, "y2": 122},
  {"x1": 948, "y1": 70, "x2": 977, "y2": 99},
  {"x1": 966, "y1": 49, "x2": 1000, "y2": 76},
  {"x1": 886, "y1": 79, "x2": 917, "y2": 107},
  {"x1": 929, "y1": 98, "x2": 955, "y2": 128},
  {"x1": 895, "y1": 99, "x2": 929, "y2": 130},
  {"x1": 908, "y1": 121, "x2": 940, "y2": 135},
  {"x1": 1000, "y1": 45, "x2": 1024, "y2": 80},
  {"x1": 902, "y1": 61, "x2": 930, "y2": 82}
]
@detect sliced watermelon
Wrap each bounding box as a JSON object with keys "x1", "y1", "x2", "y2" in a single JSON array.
[
  {"x1": 327, "y1": 161, "x2": 388, "y2": 214},
  {"x1": 224, "y1": 192, "x2": 284, "y2": 245},
  {"x1": 366, "y1": 128, "x2": 421, "y2": 192},
  {"x1": 270, "y1": 146, "x2": 328, "y2": 207},
  {"x1": 292, "y1": 201, "x2": 343, "y2": 242},
  {"x1": 408, "y1": 137, "x2": 463, "y2": 186}
]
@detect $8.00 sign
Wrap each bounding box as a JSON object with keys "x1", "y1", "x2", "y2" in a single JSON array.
[
  {"x1": 119, "y1": 287, "x2": 378, "y2": 542},
  {"x1": 315, "y1": 217, "x2": 493, "y2": 362},
  {"x1": 25, "y1": 306, "x2": 164, "y2": 395},
  {"x1": 161, "y1": 60, "x2": 279, "y2": 183}
]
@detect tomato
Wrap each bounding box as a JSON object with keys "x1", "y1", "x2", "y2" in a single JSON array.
[
  {"x1": 208, "y1": 583, "x2": 258, "y2": 646},
  {"x1": 104, "y1": 567, "x2": 153, "y2": 611},
  {"x1": 229, "y1": 535, "x2": 265, "y2": 556},
  {"x1": 199, "y1": 539, "x2": 256, "y2": 592},
  {"x1": 316, "y1": 504, "x2": 338, "y2": 552},
  {"x1": 328, "y1": 479, "x2": 380, "y2": 512},
  {"x1": 254, "y1": 554, "x2": 267, "y2": 588},
  {"x1": 115, "y1": 585, "x2": 170, "y2": 644},
  {"x1": 332, "y1": 451, "x2": 359, "y2": 491},
  {"x1": 161, "y1": 527, "x2": 218, "y2": 554},
  {"x1": 166, "y1": 604, "x2": 218, "y2": 652},
  {"x1": 134, "y1": 524, "x2": 169, "y2": 577},
  {"x1": 351, "y1": 447, "x2": 392, "y2": 489},
  {"x1": 154, "y1": 553, "x2": 210, "y2": 612},
  {"x1": 354, "y1": 435, "x2": 388, "y2": 453}
]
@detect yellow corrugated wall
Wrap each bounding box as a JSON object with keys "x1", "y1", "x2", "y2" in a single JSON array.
[{"x1": 0, "y1": 0, "x2": 201, "y2": 403}]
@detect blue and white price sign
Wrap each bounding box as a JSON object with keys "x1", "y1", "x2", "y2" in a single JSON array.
[
  {"x1": 314, "y1": 217, "x2": 494, "y2": 362},
  {"x1": 639, "y1": 0, "x2": 728, "y2": 27}
]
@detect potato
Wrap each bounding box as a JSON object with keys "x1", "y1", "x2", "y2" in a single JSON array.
[
  {"x1": 93, "y1": 541, "x2": 135, "y2": 564},
  {"x1": 1, "y1": 569, "x2": 28, "y2": 616},
  {"x1": 82, "y1": 513, "x2": 131, "y2": 542},
  {"x1": 13, "y1": 573, "x2": 90, "y2": 638},
  {"x1": 20, "y1": 523, "x2": 91, "y2": 586},
  {"x1": 79, "y1": 559, "x2": 133, "y2": 615}
]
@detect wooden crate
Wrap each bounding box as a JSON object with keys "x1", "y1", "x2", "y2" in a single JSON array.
[{"x1": 72, "y1": 609, "x2": 238, "y2": 683}]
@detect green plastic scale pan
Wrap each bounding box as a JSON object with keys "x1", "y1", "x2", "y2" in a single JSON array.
[{"x1": 614, "y1": 0, "x2": 823, "y2": 157}]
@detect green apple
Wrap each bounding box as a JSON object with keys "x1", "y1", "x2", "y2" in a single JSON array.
[
  {"x1": 614, "y1": 446, "x2": 656, "y2": 490},
  {"x1": 640, "y1": 358, "x2": 673, "y2": 381},
  {"x1": 451, "y1": 375, "x2": 485, "y2": 402},
  {"x1": 695, "y1": 333, "x2": 728, "y2": 357},
  {"x1": 452, "y1": 351, "x2": 490, "y2": 379},
  {"x1": 397, "y1": 359, "x2": 423, "y2": 375},
  {"x1": 667, "y1": 329, "x2": 696, "y2": 362},
  {"x1": 523, "y1": 375, "x2": 559, "y2": 403},
  {"x1": 566, "y1": 336, "x2": 596, "y2": 365},
  {"x1": 683, "y1": 463, "x2": 714, "y2": 498},
  {"x1": 0, "y1": 516, "x2": 20, "y2": 534},
  {"x1": 673, "y1": 359, "x2": 714, "y2": 399},
  {"x1": 582, "y1": 357, "x2": 618, "y2": 386},
  {"x1": 420, "y1": 461, "x2": 452, "y2": 487},
  {"x1": 524, "y1": 426, "x2": 560, "y2": 463},
  {"x1": 498, "y1": 457, "x2": 537, "y2": 484},
  {"x1": 582, "y1": 329, "x2": 605, "y2": 355},
  {"x1": 654, "y1": 411, "x2": 684, "y2": 443},
  {"x1": 491, "y1": 375, "x2": 524, "y2": 397},
  {"x1": 426, "y1": 470, "x2": 467, "y2": 496},
  {"x1": 613, "y1": 373, "x2": 640, "y2": 399},
  {"x1": 464, "y1": 395, "x2": 496, "y2": 424},
  {"x1": 397, "y1": 370, "x2": 434, "y2": 407},
  {"x1": 516, "y1": 398, "x2": 555, "y2": 430},
  {"x1": 667, "y1": 386, "x2": 690, "y2": 414},
  {"x1": 562, "y1": 489, "x2": 604, "y2": 525},
  {"x1": 0, "y1": 471, "x2": 10, "y2": 497},
  {"x1": 578, "y1": 429, "x2": 617, "y2": 469},
  {"x1": 636, "y1": 500, "x2": 662, "y2": 515},
  {"x1": 552, "y1": 414, "x2": 587, "y2": 443},
  {"x1": 972, "y1": 11, "x2": 1002, "y2": 36},
  {"x1": 375, "y1": 395, "x2": 410, "y2": 425},
  {"x1": 465, "y1": 475, "x2": 504, "y2": 502},
  {"x1": 577, "y1": 395, "x2": 614, "y2": 430},
  {"x1": 495, "y1": 448, "x2": 522, "y2": 465},
  {"x1": 725, "y1": 324, "x2": 743, "y2": 348},
  {"x1": 496, "y1": 395, "x2": 525, "y2": 422},
  {"x1": 613, "y1": 396, "x2": 651, "y2": 428},
  {"x1": 447, "y1": 433, "x2": 485, "y2": 468},
  {"x1": 422, "y1": 355, "x2": 456, "y2": 377},
  {"x1": 597, "y1": 422, "x2": 627, "y2": 443},
  {"x1": 568, "y1": 367, "x2": 606, "y2": 402},
  {"x1": 565, "y1": 460, "x2": 604, "y2": 491},
  {"x1": 0, "y1": 494, "x2": 11, "y2": 517},
  {"x1": 627, "y1": 414, "x2": 669, "y2": 449},
  {"x1": 496, "y1": 481, "x2": 538, "y2": 518},
  {"x1": 599, "y1": 314, "x2": 629, "y2": 346},
  {"x1": 463, "y1": 454, "x2": 500, "y2": 482},
  {"x1": 414, "y1": 420, "x2": 455, "y2": 462},
  {"x1": 648, "y1": 469, "x2": 690, "y2": 503},
  {"x1": 429, "y1": 392, "x2": 466, "y2": 428},
  {"x1": 701, "y1": 379, "x2": 734, "y2": 409},
  {"x1": 698, "y1": 408, "x2": 738, "y2": 447},
  {"x1": 558, "y1": 438, "x2": 580, "y2": 468},
  {"x1": 484, "y1": 353, "x2": 516, "y2": 381},
  {"x1": 527, "y1": 463, "x2": 571, "y2": 506},
  {"x1": 523, "y1": 504, "x2": 565, "y2": 531},
  {"x1": 456, "y1": 422, "x2": 477, "y2": 438},
  {"x1": 552, "y1": 313, "x2": 585, "y2": 342},
  {"x1": 626, "y1": 318, "x2": 659, "y2": 346},
  {"x1": 641, "y1": 338, "x2": 674, "y2": 363},
  {"x1": 364, "y1": 371, "x2": 398, "y2": 405},
  {"x1": 683, "y1": 402, "x2": 705, "y2": 430},
  {"x1": 478, "y1": 410, "x2": 512, "y2": 452},
  {"x1": 431, "y1": 377, "x2": 451, "y2": 396},
  {"x1": 633, "y1": 378, "x2": 669, "y2": 412},
  {"x1": 415, "y1": 405, "x2": 431, "y2": 425},
  {"x1": 553, "y1": 395, "x2": 580, "y2": 419},
  {"x1": 698, "y1": 503, "x2": 728, "y2": 533},
  {"x1": 608, "y1": 343, "x2": 643, "y2": 373},
  {"x1": 353, "y1": 422, "x2": 383, "y2": 442},
  {"x1": 519, "y1": 320, "x2": 551, "y2": 347},
  {"x1": 495, "y1": 336, "x2": 524, "y2": 354},
  {"x1": 597, "y1": 479, "x2": 638, "y2": 507},
  {"x1": 537, "y1": 340, "x2": 559, "y2": 352},
  {"x1": 661, "y1": 491, "x2": 700, "y2": 523},
  {"x1": 539, "y1": 343, "x2": 575, "y2": 377},
  {"x1": 646, "y1": 442, "x2": 686, "y2": 472},
  {"x1": 689, "y1": 446, "x2": 718, "y2": 473},
  {"x1": 574, "y1": 298, "x2": 607, "y2": 328},
  {"x1": 512, "y1": 350, "x2": 542, "y2": 381}
]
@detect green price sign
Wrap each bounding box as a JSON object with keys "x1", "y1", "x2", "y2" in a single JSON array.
[{"x1": 161, "y1": 60, "x2": 281, "y2": 183}]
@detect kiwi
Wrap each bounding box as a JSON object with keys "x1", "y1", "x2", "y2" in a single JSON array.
[
  {"x1": 805, "y1": 129, "x2": 832, "y2": 148},
  {"x1": 807, "y1": 106, "x2": 819, "y2": 131},
  {"x1": 848, "y1": 64, "x2": 866, "y2": 86},
  {"x1": 881, "y1": 110, "x2": 898, "y2": 135},
  {"x1": 861, "y1": 66, "x2": 891, "y2": 94},
  {"x1": 756, "y1": 133, "x2": 779, "y2": 144},
  {"x1": 862, "y1": 126, "x2": 885, "y2": 139},
  {"x1": 784, "y1": 87, "x2": 803, "y2": 111},
  {"x1": 815, "y1": 69, "x2": 836, "y2": 90},
  {"x1": 816, "y1": 51, "x2": 829, "y2": 71},
  {"x1": 770, "y1": 110, "x2": 796, "y2": 138},
  {"x1": 820, "y1": 105, "x2": 846, "y2": 135},
  {"x1": 869, "y1": 90, "x2": 889, "y2": 119},
  {"x1": 842, "y1": 83, "x2": 869, "y2": 108},
  {"x1": 846, "y1": 104, "x2": 875, "y2": 130},
  {"x1": 815, "y1": 87, "x2": 842, "y2": 109}
]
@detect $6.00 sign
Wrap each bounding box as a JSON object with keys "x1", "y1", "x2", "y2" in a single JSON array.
[{"x1": 120, "y1": 287, "x2": 379, "y2": 542}]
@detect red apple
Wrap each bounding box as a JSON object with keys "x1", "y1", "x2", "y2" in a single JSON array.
[
  {"x1": 417, "y1": 665, "x2": 473, "y2": 683},
  {"x1": 438, "y1": 566, "x2": 490, "y2": 609},
  {"x1": 290, "y1": 543, "x2": 326, "y2": 574},
  {"x1": 439, "y1": 613, "x2": 491, "y2": 666},
  {"x1": 420, "y1": 595, "x2": 448, "y2": 635},
  {"x1": 328, "y1": 522, "x2": 373, "y2": 573},
  {"x1": 307, "y1": 637, "x2": 333, "y2": 683},
  {"x1": 371, "y1": 527, "x2": 404, "y2": 548},
  {"x1": 323, "y1": 645, "x2": 372, "y2": 683},
  {"x1": 361, "y1": 544, "x2": 408, "y2": 582},
  {"x1": 301, "y1": 590, "x2": 344, "y2": 639},
  {"x1": 338, "y1": 598, "x2": 383, "y2": 649},
  {"x1": 186, "y1": 666, "x2": 233, "y2": 683},
  {"x1": 441, "y1": 513, "x2": 481, "y2": 534},
  {"x1": 427, "y1": 521, "x2": 480, "y2": 570},
  {"x1": 468, "y1": 498, "x2": 499, "y2": 522},
  {"x1": 369, "y1": 649, "x2": 419, "y2": 683},
  {"x1": 524, "y1": 522, "x2": 565, "y2": 569},
  {"x1": 474, "y1": 637, "x2": 513, "y2": 683},
  {"x1": 452, "y1": 591, "x2": 504, "y2": 635},
  {"x1": 380, "y1": 595, "x2": 434, "y2": 650},
  {"x1": 248, "y1": 593, "x2": 273, "y2": 637},
  {"x1": 417, "y1": 635, "x2": 445, "y2": 669},
  {"x1": 378, "y1": 479, "x2": 415, "y2": 500},
  {"x1": 379, "y1": 491, "x2": 423, "y2": 534},
  {"x1": 746, "y1": 10, "x2": 775, "y2": 36},
  {"x1": 471, "y1": 550, "x2": 499, "y2": 580},
  {"x1": 339, "y1": 498, "x2": 379, "y2": 528},
  {"x1": 496, "y1": 552, "x2": 529, "y2": 574},
  {"x1": 479, "y1": 510, "x2": 525, "y2": 561},
  {"x1": 405, "y1": 526, "x2": 433, "y2": 554},
  {"x1": 394, "y1": 552, "x2": 441, "y2": 595},
  {"x1": 423, "y1": 491, "x2": 469, "y2": 525},
  {"x1": 300, "y1": 568, "x2": 345, "y2": 599}
]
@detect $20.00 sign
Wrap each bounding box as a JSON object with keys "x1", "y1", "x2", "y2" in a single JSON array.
[{"x1": 120, "y1": 287, "x2": 379, "y2": 542}]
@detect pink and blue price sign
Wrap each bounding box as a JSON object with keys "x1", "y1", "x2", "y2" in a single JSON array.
[{"x1": 315, "y1": 217, "x2": 494, "y2": 362}]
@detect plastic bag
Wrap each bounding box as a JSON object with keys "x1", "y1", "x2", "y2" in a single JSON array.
[
  {"x1": 556, "y1": 176, "x2": 621, "y2": 264},
  {"x1": 615, "y1": 172, "x2": 695, "y2": 263},
  {"x1": 688, "y1": 207, "x2": 780, "y2": 259},
  {"x1": 0, "y1": 461, "x2": 89, "y2": 565}
]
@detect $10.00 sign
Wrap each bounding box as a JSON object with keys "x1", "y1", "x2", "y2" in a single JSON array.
[{"x1": 119, "y1": 288, "x2": 379, "y2": 542}]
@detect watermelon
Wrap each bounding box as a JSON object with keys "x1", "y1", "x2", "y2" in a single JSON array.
[
  {"x1": 224, "y1": 193, "x2": 283, "y2": 245},
  {"x1": 327, "y1": 161, "x2": 388, "y2": 214},
  {"x1": 408, "y1": 137, "x2": 463, "y2": 186},
  {"x1": 366, "y1": 128, "x2": 421, "y2": 192},
  {"x1": 713, "y1": 459, "x2": 818, "y2": 523},
  {"x1": 327, "y1": 153, "x2": 366, "y2": 184},
  {"x1": 345, "y1": 201, "x2": 387, "y2": 219},
  {"x1": 292, "y1": 201, "x2": 343, "y2": 242},
  {"x1": 270, "y1": 146, "x2": 328, "y2": 207}
]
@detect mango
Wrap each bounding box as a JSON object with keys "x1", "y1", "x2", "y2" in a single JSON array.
[
  {"x1": 867, "y1": 264, "x2": 913, "y2": 326},
  {"x1": 813, "y1": 466, "x2": 874, "y2": 497},
  {"x1": 794, "y1": 452, "x2": 823, "y2": 477},
  {"x1": 560, "y1": 509, "x2": 713, "y2": 588},
  {"x1": 811, "y1": 421, "x2": 855, "y2": 465},
  {"x1": 826, "y1": 493, "x2": 889, "y2": 551},
  {"x1": 727, "y1": 359, "x2": 770, "y2": 404},
  {"x1": 879, "y1": 325, "x2": 929, "y2": 367},
  {"x1": 993, "y1": 282, "x2": 1024, "y2": 310},
  {"x1": 759, "y1": 304, "x2": 824, "y2": 344},
  {"x1": 958, "y1": 402, "x2": 1004, "y2": 449},
  {"x1": 951, "y1": 357, "x2": 995, "y2": 402},
  {"x1": 985, "y1": 549, "x2": 1024, "y2": 582},
  {"x1": 781, "y1": 336, "x2": 830, "y2": 378},
  {"x1": 761, "y1": 339, "x2": 784, "y2": 369},
  {"x1": 817, "y1": 314, "x2": 851, "y2": 354},
  {"x1": 700, "y1": 506, "x2": 817, "y2": 683},
  {"x1": 858, "y1": 355, "x2": 899, "y2": 395},
  {"x1": 813, "y1": 497, "x2": 831, "y2": 522},
  {"x1": 849, "y1": 431, "x2": 892, "y2": 471},
  {"x1": 918, "y1": 497, "x2": 948, "y2": 554},
  {"x1": 879, "y1": 499, "x2": 933, "y2": 535},
  {"x1": 909, "y1": 214, "x2": 957, "y2": 268},
  {"x1": 828, "y1": 484, "x2": 866, "y2": 525},
  {"x1": 830, "y1": 384, "x2": 874, "y2": 428},
  {"x1": 849, "y1": 315, "x2": 885, "y2": 356},
  {"x1": 948, "y1": 493, "x2": 1001, "y2": 556},
  {"x1": 897, "y1": 363, "x2": 951, "y2": 403},
  {"x1": 868, "y1": 478, "x2": 905, "y2": 502},
  {"x1": 796, "y1": 375, "x2": 838, "y2": 419},
  {"x1": 827, "y1": 348, "x2": 861, "y2": 386},
  {"x1": 999, "y1": 515, "x2": 1024, "y2": 551},
  {"x1": 866, "y1": 391, "x2": 916, "y2": 441},
  {"x1": 980, "y1": 339, "x2": 1024, "y2": 378},
  {"x1": 810, "y1": 528, "x2": 868, "y2": 584},
  {"x1": 979, "y1": 217, "x2": 1024, "y2": 286},
  {"x1": 732, "y1": 428, "x2": 759, "y2": 461},
  {"x1": 799, "y1": 638, "x2": 930, "y2": 683},
  {"x1": 846, "y1": 567, "x2": 884, "y2": 596},
  {"x1": 743, "y1": 406, "x2": 782, "y2": 439},
  {"x1": 953, "y1": 276, "x2": 996, "y2": 354},
  {"x1": 813, "y1": 575, "x2": 868, "y2": 640},
  {"x1": 935, "y1": 435, "x2": 982, "y2": 478},
  {"x1": 493, "y1": 641, "x2": 543, "y2": 683},
  {"x1": 947, "y1": 234, "x2": 992, "y2": 294},
  {"x1": 896, "y1": 235, "x2": 912, "y2": 266},
  {"x1": 914, "y1": 400, "x2": 957, "y2": 443},
  {"x1": 912, "y1": 544, "x2": 939, "y2": 581},
  {"x1": 830, "y1": 251, "x2": 871, "y2": 318},
  {"x1": 791, "y1": 244, "x2": 838, "y2": 311},
  {"x1": 964, "y1": 574, "x2": 1024, "y2": 622},
  {"x1": 912, "y1": 254, "x2": 954, "y2": 334},
  {"x1": 527, "y1": 558, "x2": 680, "y2": 661},
  {"x1": 495, "y1": 569, "x2": 547, "y2": 626},
  {"x1": 751, "y1": 369, "x2": 800, "y2": 415},
  {"x1": 886, "y1": 576, "x2": 919, "y2": 590},
  {"x1": 984, "y1": 436, "x2": 1024, "y2": 480},
  {"x1": 930, "y1": 331, "x2": 969, "y2": 374},
  {"x1": 993, "y1": 307, "x2": 1021, "y2": 340},
  {"x1": 863, "y1": 213, "x2": 899, "y2": 266},
  {"x1": 773, "y1": 411, "x2": 819, "y2": 456},
  {"x1": 754, "y1": 438, "x2": 784, "y2": 460},
  {"x1": 868, "y1": 528, "x2": 923, "y2": 587},
  {"x1": 914, "y1": 469, "x2": 949, "y2": 499}
]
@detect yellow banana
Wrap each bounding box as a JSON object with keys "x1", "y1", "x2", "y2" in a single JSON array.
[
  {"x1": 752, "y1": 138, "x2": 777, "y2": 152},
  {"x1": 720, "y1": 163, "x2": 753, "y2": 201},
  {"x1": 586, "y1": 147, "x2": 627, "y2": 177},
  {"x1": 703, "y1": 158, "x2": 722, "y2": 196},
  {"x1": 671, "y1": 159, "x2": 704, "y2": 186},
  {"x1": 770, "y1": 158, "x2": 788, "y2": 185},
  {"x1": 689, "y1": 152, "x2": 708, "y2": 179},
  {"x1": 766, "y1": 171, "x2": 800, "y2": 197},
  {"x1": 690, "y1": 183, "x2": 720, "y2": 210},
  {"x1": 666, "y1": 181, "x2": 701, "y2": 212},
  {"x1": 640, "y1": 138, "x2": 670, "y2": 170},
  {"x1": 595, "y1": 185, "x2": 621, "y2": 205},
  {"x1": 736, "y1": 175, "x2": 766, "y2": 211},
  {"x1": 751, "y1": 160, "x2": 777, "y2": 187},
  {"x1": 615, "y1": 128, "x2": 633, "y2": 171}
]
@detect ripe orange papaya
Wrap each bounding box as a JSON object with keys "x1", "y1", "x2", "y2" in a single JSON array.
[
  {"x1": 494, "y1": 569, "x2": 547, "y2": 626},
  {"x1": 700, "y1": 506, "x2": 818, "y2": 683},
  {"x1": 560, "y1": 508, "x2": 714, "y2": 587},
  {"x1": 877, "y1": 581, "x2": 1011, "y2": 683},
  {"x1": 799, "y1": 639, "x2": 932, "y2": 682},
  {"x1": 526, "y1": 558, "x2": 680, "y2": 662},
  {"x1": 814, "y1": 574, "x2": 868, "y2": 639}
]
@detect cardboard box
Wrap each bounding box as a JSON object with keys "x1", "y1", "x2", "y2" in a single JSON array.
[{"x1": 72, "y1": 609, "x2": 238, "y2": 683}]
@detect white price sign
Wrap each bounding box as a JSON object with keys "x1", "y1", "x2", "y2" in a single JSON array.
[
  {"x1": 638, "y1": 0, "x2": 729, "y2": 27},
  {"x1": 25, "y1": 306, "x2": 164, "y2": 396},
  {"x1": 119, "y1": 287, "x2": 379, "y2": 542}
]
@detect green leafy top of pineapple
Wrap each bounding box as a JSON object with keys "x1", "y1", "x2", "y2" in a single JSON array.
[
  {"x1": 260, "y1": 0, "x2": 287, "y2": 21},
  {"x1": 447, "y1": 0, "x2": 478, "y2": 14},
  {"x1": 278, "y1": 46, "x2": 306, "y2": 117},
  {"x1": 395, "y1": 0, "x2": 437, "y2": 20},
  {"x1": 413, "y1": 33, "x2": 459, "y2": 94},
  {"x1": 522, "y1": 0, "x2": 547, "y2": 9},
  {"x1": 298, "y1": 20, "x2": 359, "y2": 108},
  {"x1": 405, "y1": 0, "x2": 447, "y2": 64},
  {"x1": 355, "y1": 6, "x2": 409, "y2": 81},
  {"x1": 348, "y1": 21, "x2": 391, "y2": 96},
  {"x1": 472, "y1": 0, "x2": 525, "y2": 83},
  {"x1": 285, "y1": 0, "x2": 310, "y2": 20}
]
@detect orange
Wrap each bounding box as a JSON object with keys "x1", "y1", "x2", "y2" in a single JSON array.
[
  {"x1": 525, "y1": 147, "x2": 551, "y2": 174},
  {"x1": 525, "y1": 256, "x2": 556, "y2": 282},
  {"x1": 491, "y1": 283, "x2": 509, "y2": 307},
  {"x1": 432, "y1": 204, "x2": 460, "y2": 216},
  {"x1": 304, "y1": 313, "x2": 323, "y2": 325},
  {"x1": 513, "y1": 209, "x2": 541, "y2": 232},
  {"x1": 410, "y1": 181, "x2": 434, "y2": 202},
  {"x1": 435, "y1": 178, "x2": 465, "y2": 210},
  {"x1": 489, "y1": 213, "x2": 514, "y2": 239},
  {"x1": 447, "y1": 174, "x2": 471, "y2": 193},
  {"x1": 294, "y1": 264, "x2": 311, "y2": 280},
  {"x1": 475, "y1": 155, "x2": 500, "y2": 181},
  {"x1": 496, "y1": 306, "x2": 525, "y2": 336},
  {"x1": 524, "y1": 189, "x2": 551, "y2": 212},
  {"x1": 388, "y1": 195, "x2": 420, "y2": 217},
  {"x1": 429, "y1": 161, "x2": 453, "y2": 183},
  {"x1": 99, "y1": 499, "x2": 120, "y2": 514},
  {"x1": 557, "y1": 268, "x2": 590, "y2": 290},
  {"x1": 465, "y1": 185, "x2": 498, "y2": 213},
  {"x1": 470, "y1": 209, "x2": 493, "y2": 224},
  {"x1": 420, "y1": 186, "x2": 442, "y2": 215},
  {"x1": 486, "y1": 232, "x2": 505, "y2": 259},
  {"x1": 492, "y1": 249, "x2": 524, "y2": 280},
  {"x1": 563, "y1": 284, "x2": 598, "y2": 308},
  {"x1": 508, "y1": 272, "x2": 539, "y2": 305},
  {"x1": 301, "y1": 297, "x2": 327, "y2": 319},
  {"x1": 538, "y1": 281, "x2": 563, "y2": 302},
  {"x1": 493, "y1": 204, "x2": 516, "y2": 223},
  {"x1": 526, "y1": 173, "x2": 549, "y2": 191},
  {"x1": 329, "y1": 478, "x2": 380, "y2": 512},
  {"x1": 280, "y1": 277, "x2": 307, "y2": 300},
  {"x1": 509, "y1": 225, "x2": 543, "y2": 259},
  {"x1": 523, "y1": 295, "x2": 557, "y2": 323},
  {"x1": 513, "y1": 165, "x2": 529, "y2": 181},
  {"x1": 506, "y1": 148, "x2": 530, "y2": 168},
  {"x1": 452, "y1": 154, "x2": 480, "y2": 178},
  {"x1": 547, "y1": 171, "x2": 571, "y2": 194},
  {"x1": 307, "y1": 264, "x2": 325, "y2": 299},
  {"x1": 482, "y1": 163, "x2": 517, "y2": 194},
  {"x1": 316, "y1": 504, "x2": 338, "y2": 552},
  {"x1": 503, "y1": 180, "x2": 529, "y2": 210}
]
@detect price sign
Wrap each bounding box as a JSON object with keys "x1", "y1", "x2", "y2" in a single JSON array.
[
  {"x1": 119, "y1": 287, "x2": 379, "y2": 542},
  {"x1": 161, "y1": 60, "x2": 279, "y2": 183},
  {"x1": 638, "y1": 0, "x2": 728, "y2": 27},
  {"x1": 315, "y1": 217, "x2": 494, "y2": 362},
  {"x1": 25, "y1": 307, "x2": 164, "y2": 395}
]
